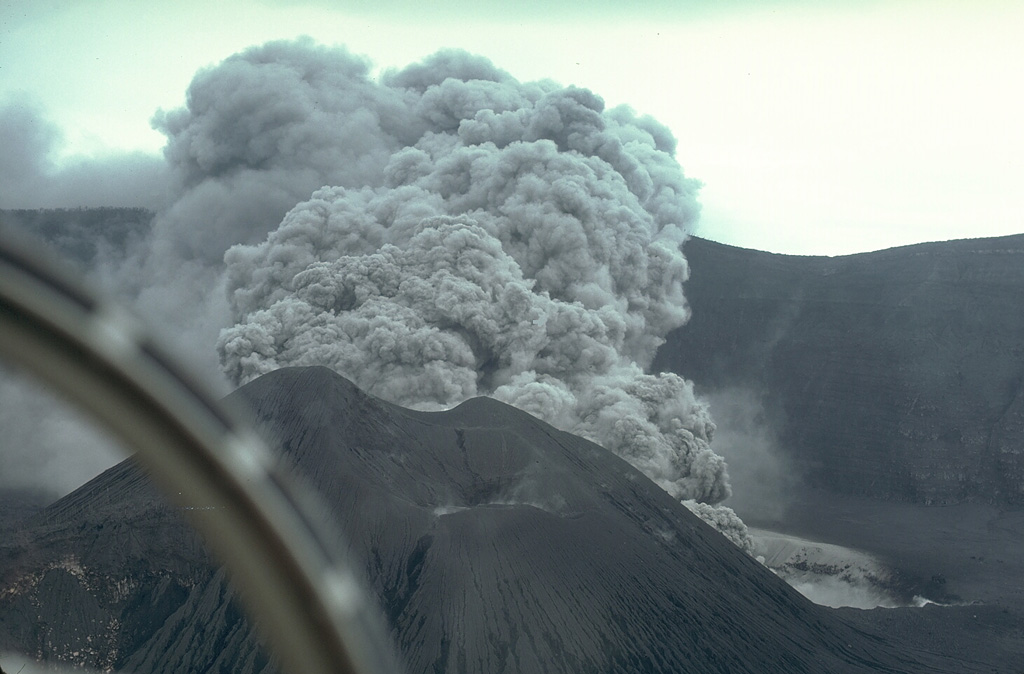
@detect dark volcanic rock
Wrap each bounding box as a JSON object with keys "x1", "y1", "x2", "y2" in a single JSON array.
[
  {"x1": 655, "y1": 235, "x2": 1024, "y2": 505},
  {"x1": 236, "y1": 368, "x2": 902, "y2": 674},
  {"x1": 1, "y1": 367, "x2": 1019, "y2": 673},
  {"x1": 0, "y1": 460, "x2": 216, "y2": 671}
]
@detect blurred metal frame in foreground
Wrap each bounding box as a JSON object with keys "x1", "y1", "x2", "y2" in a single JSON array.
[{"x1": 0, "y1": 229, "x2": 399, "y2": 674}]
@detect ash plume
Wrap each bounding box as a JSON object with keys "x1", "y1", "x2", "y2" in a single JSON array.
[
  {"x1": 3, "y1": 39, "x2": 740, "y2": 527},
  {"x1": 147, "y1": 38, "x2": 424, "y2": 266},
  {"x1": 0, "y1": 96, "x2": 168, "y2": 210},
  {"x1": 682, "y1": 500, "x2": 754, "y2": 556},
  {"x1": 215, "y1": 41, "x2": 729, "y2": 504}
]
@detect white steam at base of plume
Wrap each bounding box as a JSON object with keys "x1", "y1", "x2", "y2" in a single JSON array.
[{"x1": 751, "y1": 528, "x2": 914, "y2": 609}]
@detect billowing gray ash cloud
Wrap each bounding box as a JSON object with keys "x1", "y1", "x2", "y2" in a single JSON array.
[
  {"x1": 210, "y1": 40, "x2": 730, "y2": 505},
  {"x1": 0, "y1": 95, "x2": 168, "y2": 209},
  {"x1": 4, "y1": 39, "x2": 746, "y2": 536}
]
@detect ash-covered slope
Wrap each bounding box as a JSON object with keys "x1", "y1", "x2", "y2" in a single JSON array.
[
  {"x1": 655, "y1": 235, "x2": 1024, "y2": 505},
  {"x1": 0, "y1": 458, "x2": 243, "y2": 672},
  {"x1": 1, "y1": 367, "x2": 1013, "y2": 673},
  {"x1": 236, "y1": 367, "x2": 903, "y2": 674}
]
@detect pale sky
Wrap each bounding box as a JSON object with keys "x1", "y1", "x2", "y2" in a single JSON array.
[{"x1": 1, "y1": 0, "x2": 1022, "y2": 255}]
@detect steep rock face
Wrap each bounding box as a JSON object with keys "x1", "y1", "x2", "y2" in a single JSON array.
[
  {"x1": 655, "y1": 235, "x2": 1024, "y2": 505},
  {"x1": 0, "y1": 367, "x2": 1014, "y2": 673}
]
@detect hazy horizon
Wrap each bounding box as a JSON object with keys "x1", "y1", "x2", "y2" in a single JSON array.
[{"x1": 2, "y1": 1, "x2": 1022, "y2": 256}]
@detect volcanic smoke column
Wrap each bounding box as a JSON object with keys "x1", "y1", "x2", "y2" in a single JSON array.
[{"x1": 218, "y1": 45, "x2": 731, "y2": 506}]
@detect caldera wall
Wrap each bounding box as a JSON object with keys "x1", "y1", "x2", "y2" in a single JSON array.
[{"x1": 655, "y1": 235, "x2": 1024, "y2": 505}]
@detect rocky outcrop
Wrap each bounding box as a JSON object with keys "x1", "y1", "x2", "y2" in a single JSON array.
[{"x1": 655, "y1": 235, "x2": 1024, "y2": 505}]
